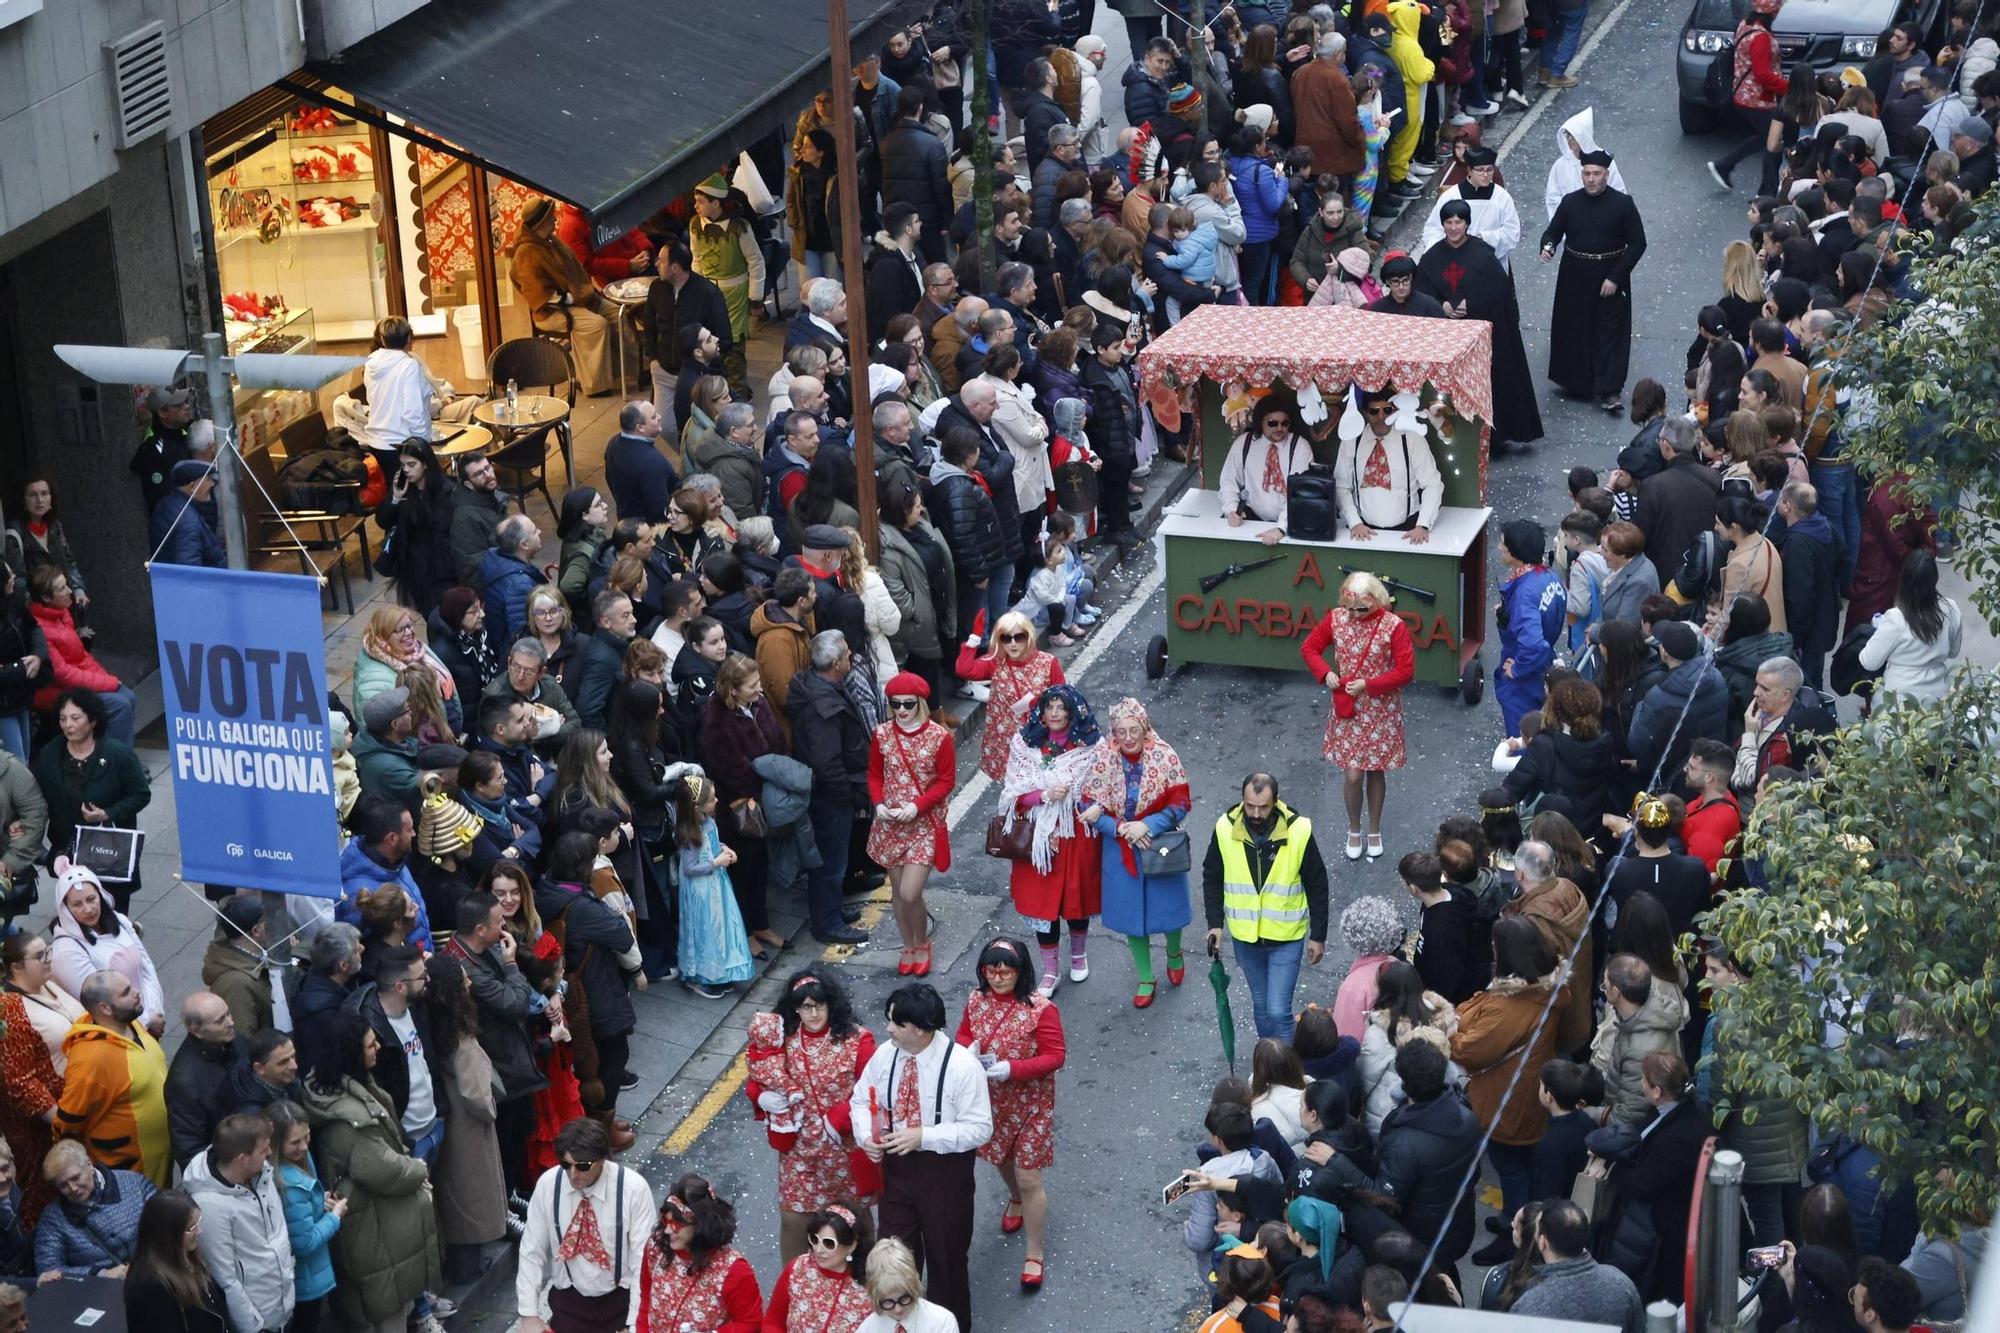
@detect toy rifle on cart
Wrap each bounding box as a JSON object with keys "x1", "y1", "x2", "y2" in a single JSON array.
[
  {"x1": 1340, "y1": 565, "x2": 1438, "y2": 603},
  {"x1": 1199, "y1": 555, "x2": 1285, "y2": 593}
]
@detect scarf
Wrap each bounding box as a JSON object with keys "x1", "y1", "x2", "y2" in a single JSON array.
[
  {"x1": 361, "y1": 632, "x2": 456, "y2": 699},
  {"x1": 998, "y1": 732, "x2": 1100, "y2": 874},
  {"x1": 456, "y1": 627, "x2": 501, "y2": 683},
  {"x1": 1080, "y1": 698, "x2": 1192, "y2": 874}
]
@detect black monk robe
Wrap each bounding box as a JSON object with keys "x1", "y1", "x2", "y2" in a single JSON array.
[
  {"x1": 1415, "y1": 233, "x2": 1545, "y2": 445},
  {"x1": 1539, "y1": 185, "x2": 1648, "y2": 399}
]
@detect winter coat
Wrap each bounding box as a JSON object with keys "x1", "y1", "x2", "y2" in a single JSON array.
[
  {"x1": 1079, "y1": 355, "x2": 1138, "y2": 467},
  {"x1": 1627, "y1": 655, "x2": 1731, "y2": 782},
  {"x1": 880, "y1": 118, "x2": 955, "y2": 233},
  {"x1": 36, "y1": 1168, "x2": 152, "y2": 1276},
  {"x1": 475, "y1": 547, "x2": 549, "y2": 647},
  {"x1": 1227, "y1": 153, "x2": 1289, "y2": 244},
  {"x1": 350, "y1": 725, "x2": 423, "y2": 809},
  {"x1": 148, "y1": 490, "x2": 226, "y2": 568},
  {"x1": 1777, "y1": 512, "x2": 1839, "y2": 658},
  {"x1": 376, "y1": 483, "x2": 455, "y2": 608},
  {"x1": 788, "y1": 668, "x2": 871, "y2": 808},
  {"x1": 933, "y1": 401, "x2": 1025, "y2": 562},
  {"x1": 0, "y1": 752, "x2": 43, "y2": 877},
  {"x1": 1636, "y1": 458, "x2": 1722, "y2": 586},
  {"x1": 1349, "y1": 33, "x2": 1406, "y2": 136},
  {"x1": 1598, "y1": 557, "x2": 1662, "y2": 631},
  {"x1": 1291, "y1": 59, "x2": 1368, "y2": 177},
  {"x1": 50, "y1": 898, "x2": 164, "y2": 1032},
  {"x1": 924, "y1": 460, "x2": 1008, "y2": 580},
  {"x1": 445, "y1": 484, "x2": 507, "y2": 585},
  {"x1": 1696, "y1": 1018, "x2": 1807, "y2": 1187},
  {"x1": 201, "y1": 939, "x2": 275, "y2": 1037},
  {"x1": 1183, "y1": 191, "x2": 1248, "y2": 291},
  {"x1": 690, "y1": 431, "x2": 765, "y2": 523},
  {"x1": 343, "y1": 982, "x2": 440, "y2": 1131},
  {"x1": 1122, "y1": 62, "x2": 1173, "y2": 130},
  {"x1": 164, "y1": 1035, "x2": 244, "y2": 1167},
  {"x1": 1590, "y1": 1096, "x2": 1710, "y2": 1301},
  {"x1": 991, "y1": 0, "x2": 1060, "y2": 83},
  {"x1": 1451, "y1": 972, "x2": 1569, "y2": 1146},
  {"x1": 449, "y1": 938, "x2": 545, "y2": 1101},
  {"x1": 335, "y1": 836, "x2": 433, "y2": 952},
  {"x1": 1713, "y1": 629, "x2": 1795, "y2": 717},
  {"x1": 181, "y1": 1150, "x2": 297, "y2": 1333},
  {"x1": 1590, "y1": 983, "x2": 1689, "y2": 1127},
  {"x1": 1357, "y1": 997, "x2": 1460, "y2": 1135},
  {"x1": 277, "y1": 1157, "x2": 341, "y2": 1301},
  {"x1": 751, "y1": 601, "x2": 816, "y2": 732},
  {"x1": 123, "y1": 1274, "x2": 228, "y2": 1333},
  {"x1": 1321, "y1": 1090, "x2": 1483, "y2": 1261},
  {"x1": 856, "y1": 568, "x2": 902, "y2": 683},
  {"x1": 31, "y1": 736, "x2": 149, "y2": 869},
  {"x1": 434, "y1": 1039, "x2": 508, "y2": 1246},
  {"x1": 1289, "y1": 214, "x2": 1367, "y2": 296},
  {"x1": 300, "y1": 1074, "x2": 440, "y2": 1327},
  {"x1": 572, "y1": 627, "x2": 632, "y2": 730},
  {"x1": 534, "y1": 879, "x2": 639, "y2": 1039},
  {"x1": 1410, "y1": 887, "x2": 1489, "y2": 1005},
  {"x1": 0, "y1": 599, "x2": 48, "y2": 719},
  {"x1": 1020, "y1": 89, "x2": 1073, "y2": 173},
  {"x1": 1502, "y1": 875, "x2": 1594, "y2": 1052},
  {"x1": 28, "y1": 600, "x2": 119, "y2": 712},
  {"x1": 1499, "y1": 729, "x2": 1620, "y2": 832},
  {"x1": 878, "y1": 522, "x2": 955, "y2": 661}
]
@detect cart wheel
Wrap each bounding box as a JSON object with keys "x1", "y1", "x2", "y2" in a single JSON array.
[
  {"x1": 1459, "y1": 658, "x2": 1485, "y2": 706},
  {"x1": 1145, "y1": 634, "x2": 1169, "y2": 680}
]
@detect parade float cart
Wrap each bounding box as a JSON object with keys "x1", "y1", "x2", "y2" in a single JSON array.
[{"x1": 1134, "y1": 305, "x2": 1494, "y2": 702}]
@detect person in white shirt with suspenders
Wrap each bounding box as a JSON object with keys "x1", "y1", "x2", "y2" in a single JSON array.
[{"x1": 516, "y1": 1118, "x2": 657, "y2": 1333}]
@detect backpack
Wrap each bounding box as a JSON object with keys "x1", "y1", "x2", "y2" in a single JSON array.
[
  {"x1": 1703, "y1": 45, "x2": 1736, "y2": 108},
  {"x1": 1286, "y1": 466, "x2": 1341, "y2": 541}
]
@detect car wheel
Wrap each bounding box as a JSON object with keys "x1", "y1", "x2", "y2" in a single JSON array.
[
  {"x1": 1145, "y1": 633, "x2": 1169, "y2": 680},
  {"x1": 1459, "y1": 657, "x2": 1485, "y2": 706},
  {"x1": 1679, "y1": 98, "x2": 1719, "y2": 134}
]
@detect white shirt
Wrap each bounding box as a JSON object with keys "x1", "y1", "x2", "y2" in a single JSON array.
[
  {"x1": 1858, "y1": 602, "x2": 1963, "y2": 703},
  {"x1": 848, "y1": 1032, "x2": 993, "y2": 1157},
  {"x1": 361, "y1": 348, "x2": 436, "y2": 451},
  {"x1": 1419, "y1": 184, "x2": 1523, "y2": 268},
  {"x1": 1217, "y1": 432, "x2": 1316, "y2": 525},
  {"x1": 856, "y1": 1299, "x2": 961, "y2": 1333},
  {"x1": 651, "y1": 622, "x2": 687, "y2": 667},
  {"x1": 1331, "y1": 428, "x2": 1445, "y2": 532},
  {"x1": 385, "y1": 1007, "x2": 437, "y2": 1137},
  {"x1": 516, "y1": 1161, "x2": 658, "y2": 1325}
]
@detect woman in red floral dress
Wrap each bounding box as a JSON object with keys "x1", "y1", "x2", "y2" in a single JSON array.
[
  {"x1": 954, "y1": 936, "x2": 1067, "y2": 1290},
  {"x1": 867, "y1": 672, "x2": 957, "y2": 978},
  {"x1": 759, "y1": 1201, "x2": 875, "y2": 1333},
  {"x1": 1301, "y1": 571, "x2": 1416, "y2": 862},
  {"x1": 0, "y1": 935, "x2": 63, "y2": 1226},
  {"x1": 637, "y1": 1174, "x2": 763, "y2": 1333},
  {"x1": 954, "y1": 610, "x2": 1064, "y2": 779},
  {"x1": 997, "y1": 685, "x2": 1105, "y2": 995},
  {"x1": 745, "y1": 966, "x2": 880, "y2": 1265}
]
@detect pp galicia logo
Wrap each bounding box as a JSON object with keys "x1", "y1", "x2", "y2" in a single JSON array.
[{"x1": 225, "y1": 842, "x2": 246, "y2": 857}]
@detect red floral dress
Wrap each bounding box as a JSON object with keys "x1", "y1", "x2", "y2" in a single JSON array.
[
  {"x1": 1300, "y1": 607, "x2": 1416, "y2": 771},
  {"x1": 865, "y1": 720, "x2": 956, "y2": 870},
  {"x1": 745, "y1": 1018, "x2": 881, "y2": 1213},
  {"x1": 955, "y1": 990, "x2": 1066, "y2": 1170},
  {"x1": 0, "y1": 990, "x2": 62, "y2": 1226},
  {"x1": 636, "y1": 1243, "x2": 762, "y2": 1333},
  {"x1": 954, "y1": 646, "x2": 1064, "y2": 778},
  {"x1": 763, "y1": 1254, "x2": 873, "y2": 1333}
]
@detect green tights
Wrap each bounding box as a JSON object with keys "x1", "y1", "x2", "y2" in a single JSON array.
[{"x1": 1128, "y1": 930, "x2": 1185, "y2": 985}]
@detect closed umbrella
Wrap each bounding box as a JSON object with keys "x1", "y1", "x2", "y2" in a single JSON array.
[{"x1": 1208, "y1": 952, "x2": 1237, "y2": 1071}]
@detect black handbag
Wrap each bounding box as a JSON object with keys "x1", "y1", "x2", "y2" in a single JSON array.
[
  {"x1": 985, "y1": 813, "x2": 1034, "y2": 861},
  {"x1": 1140, "y1": 828, "x2": 1192, "y2": 876}
]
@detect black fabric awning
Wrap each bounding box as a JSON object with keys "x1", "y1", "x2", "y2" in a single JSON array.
[{"x1": 304, "y1": 0, "x2": 917, "y2": 244}]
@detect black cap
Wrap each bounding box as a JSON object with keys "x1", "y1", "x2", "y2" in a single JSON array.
[
  {"x1": 1652, "y1": 620, "x2": 1699, "y2": 662},
  {"x1": 1579, "y1": 149, "x2": 1614, "y2": 168},
  {"x1": 1501, "y1": 519, "x2": 1545, "y2": 565},
  {"x1": 1464, "y1": 145, "x2": 1498, "y2": 167}
]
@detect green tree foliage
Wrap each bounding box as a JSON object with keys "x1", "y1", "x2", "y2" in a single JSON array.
[
  {"x1": 1703, "y1": 679, "x2": 2000, "y2": 1236},
  {"x1": 1832, "y1": 201, "x2": 2000, "y2": 619}
]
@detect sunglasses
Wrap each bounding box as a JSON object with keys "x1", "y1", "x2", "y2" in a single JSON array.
[
  {"x1": 890, "y1": 698, "x2": 921, "y2": 711},
  {"x1": 560, "y1": 1158, "x2": 598, "y2": 1173},
  {"x1": 1262, "y1": 418, "x2": 1289, "y2": 429},
  {"x1": 809, "y1": 1234, "x2": 843, "y2": 1250},
  {"x1": 664, "y1": 1200, "x2": 694, "y2": 1223},
  {"x1": 999, "y1": 631, "x2": 1030, "y2": 643},
  {"x1": 1364, "y1": 404, "x2": 1391, "y2": 415},
  {"x1": 877, "y1": 1294, "x2": 917, "y2": 1311}
]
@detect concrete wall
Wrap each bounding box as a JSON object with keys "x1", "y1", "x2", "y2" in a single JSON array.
[{"x1": 303, "y1": 0, "x2": 428, "y2": 61}]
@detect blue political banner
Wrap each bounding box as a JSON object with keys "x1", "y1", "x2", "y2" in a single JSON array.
[{"x1": 150, "y1": 565, "x2": 342, "y2": 897}]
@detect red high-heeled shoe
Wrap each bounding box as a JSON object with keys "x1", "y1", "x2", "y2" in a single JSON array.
[
  {"x1": 1132, "y1": 981, "x2": 1156, "y2": 1009},
  {"x1": 911, "y1": 941, "x2": 932, "y2": 977},
  {"x1": 1166, "y1": 954, "x2": 1186, "y2": 987},
  {"x1": 1020, "y1": 1257, "x2": 1044, "y2": 1290},
  {"x1": 1000, "y1": 1199, "x2": 1024, "y2": 1234}
]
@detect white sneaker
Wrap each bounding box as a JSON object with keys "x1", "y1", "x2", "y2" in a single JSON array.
[
  {"x1": 958, "y1": 681, "x2": 991, "y2": 703},
  {"x1": 1408, "y1": 162, "x2": 1438, "y2": 178},
  {"x1": 1464, "y1": 99, "x2": 1502, "y2": 116},
  {"x1": 1449, "y1": 112, "x2": 1477, "y2": 126}
]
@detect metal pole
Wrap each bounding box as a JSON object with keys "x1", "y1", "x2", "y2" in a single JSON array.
[
  {"x1": 199, "y1": 332, "x2": 252, "y2": 572},
  {"x1": 826, "y1": 0, "x2": 881, "y2": 559},
  {"x1": 1706, "y1": 1149, "x2": 1745, "y2": 1333}
]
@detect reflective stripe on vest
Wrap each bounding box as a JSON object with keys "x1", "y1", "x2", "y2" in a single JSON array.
[{"x1": 1214, "y1": 810, "x2": 1313, "y2": 943}]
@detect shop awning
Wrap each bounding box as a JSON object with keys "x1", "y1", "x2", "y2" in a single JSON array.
[{"x1": 302, "y1": 0, "x2": 918, "y2": 244}]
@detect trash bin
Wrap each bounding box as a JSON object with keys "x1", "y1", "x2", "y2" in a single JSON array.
[{"x1": 451, "y1": 304, "x2": 485, "y2": 383}]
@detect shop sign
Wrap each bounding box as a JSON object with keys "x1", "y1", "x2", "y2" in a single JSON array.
[{"x1": 151, "y1": 566, "x2": 342, "y2": 896}]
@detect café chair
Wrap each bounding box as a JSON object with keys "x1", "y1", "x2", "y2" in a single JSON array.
[{"x1": 488, "y1": 337, "x2": 578, "y2": 486}]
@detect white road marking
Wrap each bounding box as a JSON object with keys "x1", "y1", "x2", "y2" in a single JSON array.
[{"x1": 943, "y1": 561, "x2": 1168, "y2": 829}]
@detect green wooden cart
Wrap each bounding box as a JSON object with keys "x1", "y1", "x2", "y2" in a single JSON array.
[{"x1": 1133, "y1": 305, "x2": 1496, "y2": 701}]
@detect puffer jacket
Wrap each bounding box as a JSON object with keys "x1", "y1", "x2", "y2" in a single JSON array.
[
  {"x1": 1019, "y1": 89, "x2": 1072, "y2": 173},
  {"x1": 1627, "y1": 655, "x2": 1730, "y2": 783},
  {"x1": 1122, "y1": 61, "x2": 1173, "y2": 130},
  {"x1": 932, "y1": 400, "x2": 1025, "y2": 564},
  {"x1": 474, "y1": 547, "x2": 549, "y2": 646},
  {"x1": 276, "y1": 1158, "x2": 341, "y2": 1301},
  {"x1": 878, "y1": 521, "x2": 955, "y2": 661},
  {"x1": 1698, "y1": 1018, "x2": 1808, "y2": 1187},
  {"x1": 1590, "y1": 980, "x2": 1689, "y2": 1127},
  {"x1": 28, "y1": 600, "x2": 118, "y2": 711},
  {"x1": 690, "y1": 429, "x2": 765, "y2": 522},
  {"x1": 1320, "y1": 1089, "x2": 1484, "y2": 1261},
  {"x1": 924, "y1": 460, "x2": 1008, "y2": 580},
  {"x1": 33, "y1": 1167, "x2": 153, "y2": 1277},
  {"x1": 300, "y1": 1075, "x2": 439, "y2": 1329},
  {"x1": 1450, "y1": 971, "x2": 1569, "y2": 1146},
  {"x1": 0, "y1": 599, "x2": 48, "y2": 718},
  {"x1": 878, "y1": 117, "x2": 954, "y2": 233},
  {"x1": 1079, "y1": 354, "x2": 1138, "y2": 467},
  {"x1": 1499, "y1": 728, "x2": 1622, "y2": 833},
  {"x1": 1227, "y1": 152, "x2": 1289, "y2": 244},
  {"x1": 181, "y1": 1149, "x2": 297, "y2": 1333}
]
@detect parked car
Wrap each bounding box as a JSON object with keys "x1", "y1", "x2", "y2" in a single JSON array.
[{"x1": 1676, "y1": 0, "x2": 1944, "y2": 133}]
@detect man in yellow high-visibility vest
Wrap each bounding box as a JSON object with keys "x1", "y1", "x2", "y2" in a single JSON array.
[{"x1": 1201, "y1": 772, "x2": 1330, "y2": 1041}]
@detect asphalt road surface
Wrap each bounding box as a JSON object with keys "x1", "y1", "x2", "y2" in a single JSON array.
[{"x1": 464, "y1": 4, "x2": 1759, "y2": 1328}]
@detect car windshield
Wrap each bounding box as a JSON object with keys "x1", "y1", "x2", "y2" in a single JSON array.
[{"x1": 1693, "y1": 0, "x2": 1750, "y2": 29}]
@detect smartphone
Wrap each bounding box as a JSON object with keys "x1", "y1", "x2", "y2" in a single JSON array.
[
  {"x1": 1162, "y1": 1171, "x2": 1200, "y2": 1205},
  {"x1": 1746, "y1": 1245, "x2": 1787, "y2": 1271}
]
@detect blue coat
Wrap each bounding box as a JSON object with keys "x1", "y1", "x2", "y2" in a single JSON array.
[
  {"x1": 475, "y1": 547, "x2": 548, "y2": 645},
  {"x1": 1496, "y1": 565, "x2": 1565, "y2": 733},
  {"x1": 1626, "y1": 654, "x2": 1730, "y2": 781},
  {"x1": 149, "y1": 490, "x2": 227, "y2": 567},
  {"x1": 336, "y1": 835, "x2": 434, "y2": 951},
  {"x1": 602, "y1": 432, "x2": 679, "y2": 524},
  {"x1": 278, "y1": 1159, "x2": 341, "y2": 1300},
  {"x1": 34, "y1": 1169, "x2": 154, "y2": 1277},
  {"x1": 1227, "y1": 154, "x2": 1289, "y2": 244},
  {"x1": 1089, "y1": 752, "x2": 1191, "y2": 937}
]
